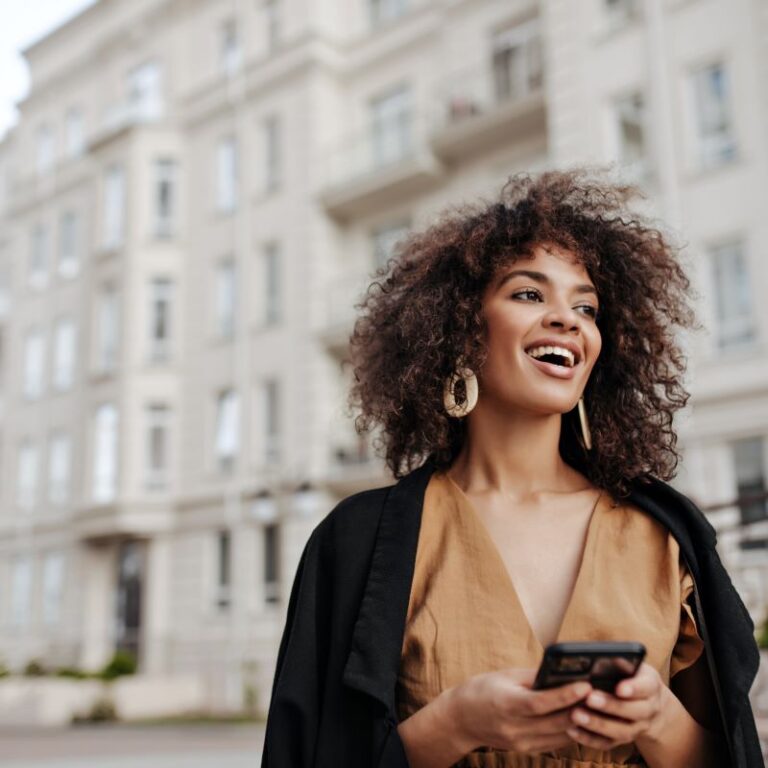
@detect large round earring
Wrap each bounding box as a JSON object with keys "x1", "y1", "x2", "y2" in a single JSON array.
[
  {"x1": 443, "y1": 367, "x2": 478, "y2": 418},
  {"x1": 577, "y1": 396, "x2": 593, "y2": 451}
]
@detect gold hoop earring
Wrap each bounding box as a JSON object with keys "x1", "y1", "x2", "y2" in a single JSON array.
[
  {"x1": 443, "y1": 367, "x2": 478, "y2": 418},
  {"x1": 577, "y1": 396, "x2": 593, "y2": 451}
]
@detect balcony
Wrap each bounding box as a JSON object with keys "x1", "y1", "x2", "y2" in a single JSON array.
[
  {"x1": 74, "y1": 501, "x2": 173, "y2": 542},
  {"x1": 317, "y1": 113, "x2": 443, "y2": 221},
  {"x1": 324, "y1": 435, "x2": 389, "y2": 497},
  {"x1": 429, "y1": 49, "x2": 546, "y2": 161},
  {"x1": 318, "y1": 271, "x2": 377, "y2": 357},
  {"x1": 89, "y1": 98, "x2": 164, "y2": 152}
]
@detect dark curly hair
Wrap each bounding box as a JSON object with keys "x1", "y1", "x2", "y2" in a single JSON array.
[{"x1": 348, "y1": 169, "x2": 699, "y2": 500}]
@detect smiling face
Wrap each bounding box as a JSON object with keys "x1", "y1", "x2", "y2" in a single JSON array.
[{"x1": 477, "y1": 243, "x2": 602, "y2": 416}]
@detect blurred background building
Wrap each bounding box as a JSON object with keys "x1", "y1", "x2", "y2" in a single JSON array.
[{"x1": 0, "y1": 0, "x2": 766, "y2": 718}]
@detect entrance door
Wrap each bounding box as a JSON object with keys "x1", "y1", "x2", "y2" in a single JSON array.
[{"x1": 115, "y1": 540, "x2": 144, "y2": 663}]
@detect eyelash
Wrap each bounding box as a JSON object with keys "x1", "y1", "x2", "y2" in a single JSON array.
[{"x1": 511, "y1": 288, "x2": 599, "y2": 319}]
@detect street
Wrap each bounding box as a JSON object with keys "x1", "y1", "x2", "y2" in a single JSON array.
[{"x1": 0, "y1": 723, "x2": 266, "y2": 768}]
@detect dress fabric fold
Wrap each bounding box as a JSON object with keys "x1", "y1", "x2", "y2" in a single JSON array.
[{"x1": 396, "y1": 472, "x2": 705, "y2": 768}]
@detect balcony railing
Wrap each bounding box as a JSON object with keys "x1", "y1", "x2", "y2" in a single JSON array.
[
  {"x1": 318, "y1": 112, "x2": 442, "y2": 219},
  {"x1": 429, "y1": 36, "x2": 546, "y2": 159}
]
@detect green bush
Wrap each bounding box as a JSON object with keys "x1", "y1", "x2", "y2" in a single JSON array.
[
  {"x1": 98, "y1": 650, "x2": 137, "y2": 680},
  {"x1": 0, "y1": 661, "x2": 9, "y2": 678},
  {"x1": 56, "y1": 666, "x2": 90, "y2": 680},
  {"x1": 757, "y1": 615, "x2": 768, "y2": 649},
  {"x1": 77, "y1": 696, "x2": 117, "y2": 723},
  {"x1": 23, "y1": 659, "x2": 46, "y2": 677}
]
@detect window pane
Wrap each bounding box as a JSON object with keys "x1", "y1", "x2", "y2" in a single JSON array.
[
  {"x1": 93, "y1": 404, "x2": 118, "y2": 502},
  {"x1": 370, "y1": 85, "x2": 412, "y2": 167},
  {"x1": 692, "y1": 63, "x2": 736, "y2": 169},
  {"x1": 732, "y1": 437, "x2": 767, "y2": 525},
  {"x1": 710, "y1": 242, "x2": 755, "y2": 349},
  {"x1": 154, "y1": 159, "x2": 176, "y2": 237},
  {"x1": 103, "y1": 166, "x2": 125, "y2": 249}
]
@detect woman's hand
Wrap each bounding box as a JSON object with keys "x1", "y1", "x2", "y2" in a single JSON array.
[
  {"x1": 566, "y1": 662, "x2": 669, "y2": 750},
  {"x1": 448, "y1": 668, "x2": 593, "y2": 755}
]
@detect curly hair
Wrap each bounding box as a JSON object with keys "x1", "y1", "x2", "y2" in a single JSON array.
[{"x1": 348, "y1": 169, "x2": 699, "y2": 500}]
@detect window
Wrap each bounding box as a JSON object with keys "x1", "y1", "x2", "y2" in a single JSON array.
[
  {"x1": 220, "y1": 18, "x2": 241, "y2": 75},
  {"x1": 215, "y1": 389, "x2": 240, "y2": 472},
  {"x1": 215, "y1": 260, "x2": 236, "y2": 338},
  {"x1": 611, "y1": 91, "x2": 647, "y2": 179},
  {"x1": 96, "y1": 287, "x2": 119, "y2": 373},
  {"x1": 65, "y1": 108, "x2": 84, "y2": 158},
  {"x1": 127, "y1": 61, "x2": 162, "y2": 121},
  {"x1": 691, "y1": 62, "x2": 737, "y2": 170},
  {"x1": 11, "y1": 559, "x2": 32, "y2": 627},
  {"x1": 732, "y1": 437, "x2": 767, "y2": 527},
  {"x1": 103, "y1": 165, "x2": 125, "y2": 250},
  {"x1": 260, "y1": 379, "x2": 280, "y2": 465},
  {"x1": 29, "y1": 223, "x2": 49, "y2": 289},
  {"x1": 492, "y1": 20, "x2": 543, "y2": 103},
  {"x1": 36, "y1": 124, "x2": 55, "y2": 176},
  {"x1": 261, "y1": 242, "x2": 281, "y2": 325},
  {"x1": 17, "y1": 441, "x2": 39, "y2": 510},
  {"x1": 264, "y1": 0, "x2": 281, "y2": 53},
  {"x1": 145, "y1": 404, "x2": 170, "y2": 490},
  {"x1": 23, "y1": 330, "x2": 46, "y2": 400},
  {"x1": 42, "y1": 553, "x2": 65, "y2": 625},
  {"x1": 263, "y1": 522, "x2": 281, "y2": 603},
  {"x1": 216, "y1": 137, "x2": 237, "y2": 212},
  {"x1": 53, "y1": 318, "x2": 77, "y2": 392},
  {"x1": 58, "y1": 211, "x2": 79, "y2": 277},
  {"x1": 370, "y1": 85, "x2": 412, "y2": 168},
  {"x1": 263, "y1": 115, "x2": 281, "y2": 193},
  {"x1": 369, "y1": 0, "x2": 408, "y2": 27},
  {"x1": 371, "y1": 221, "x2": 409, "y2": 271},
  {"x1": 604, "y1": 0, "x2": 639, "y2": 28},
  {"x1": 710, "y1": 241, "x2": 755, "y2": 350},
  {"x1": 148, "y1": 278, "x2": 173, "y2": 362},
  {"x1": 153, "y1": 159, "x2": 176, "y2": 238},
  {"x1": 216, "y1": 530, "x2": 232, "y2": 609},
  {"x1": 48, "y1": 432, "x2": 72, "y2": 505},
  {"x1": 92, "y1": 403, "x2": 118, "y2": 502}
]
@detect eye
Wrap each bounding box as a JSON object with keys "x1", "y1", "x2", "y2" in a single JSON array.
[
  {"x1": 511, "y1": 288, "x2": 543, "y2": 302},
  {"x1": 577, "y1": 304, "x2": 599, "y2": 319}
]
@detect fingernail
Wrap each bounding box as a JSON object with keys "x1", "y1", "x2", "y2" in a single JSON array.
[
  {"x1": 574, "y1": 683, "x2": 591, "y2": 697},
  {"x1": 573, "y1": 710, "x2": 590, "y2": 725},
  {"x1": 567, "y1": 727, "x2": 580, "y2": 739},
  {"x1": 588, "y1": 692, "x2": 605, "y2": 707},
  {"x1": 619, "y1": 684, "x2": 633, "y2": 696}
]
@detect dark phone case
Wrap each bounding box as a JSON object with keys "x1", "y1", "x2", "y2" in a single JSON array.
[{"x1": 532, "y1": 641, "x2": 646, "y2": 692}]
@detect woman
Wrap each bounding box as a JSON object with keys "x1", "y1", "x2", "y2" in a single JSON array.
[{"x1": 261, "y1": 171, "x2": 762, "y2": 767}]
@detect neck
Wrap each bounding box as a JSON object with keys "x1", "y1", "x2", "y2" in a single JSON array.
[{"x1": 449, "y1": 398, "x2": 587, "y2": 500}]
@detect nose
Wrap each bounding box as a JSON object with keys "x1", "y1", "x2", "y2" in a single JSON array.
[{"x1": 543, "y1": 304, "x2": 581, "y2": 332}]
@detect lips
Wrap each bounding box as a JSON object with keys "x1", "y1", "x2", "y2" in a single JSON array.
[{"x1": 526, "y1": 352, "x2": 579, "y2": 380}]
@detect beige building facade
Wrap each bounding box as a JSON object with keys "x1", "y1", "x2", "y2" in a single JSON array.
[{"x1": 0, "y1": 0, "x2": 766, "y2": 714}]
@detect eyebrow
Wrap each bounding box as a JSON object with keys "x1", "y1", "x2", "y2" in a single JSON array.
[{"x1": 497, "y1": 269, "x2": 598, "y2": 297}]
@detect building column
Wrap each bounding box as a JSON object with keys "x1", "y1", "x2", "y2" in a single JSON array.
[
  {"x1": 80, "y1": 542, "x2": 115, "y2": 671},
  {"x1": 142, "y1": 533, "x2": 171, "y2": 675}
]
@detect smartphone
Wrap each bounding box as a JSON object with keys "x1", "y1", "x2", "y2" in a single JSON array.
[{"x1": 532, "y1": 641, "x2": 646, "y2": 692}]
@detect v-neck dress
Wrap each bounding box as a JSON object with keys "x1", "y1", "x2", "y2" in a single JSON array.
[{"x1": 395, "y1": 472, "x2": 704, "y2": 767}]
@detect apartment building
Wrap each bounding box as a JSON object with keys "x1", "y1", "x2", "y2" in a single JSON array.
[{"x1": 0, "y1": 0, "x2": 766, "y2": 714}]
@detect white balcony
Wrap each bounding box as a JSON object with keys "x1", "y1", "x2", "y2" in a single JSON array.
[
  {"x1": 318, "y1": 112, "x2": 443, "y2": 220},
  {"x1": 324, "y1": 435, "x2": 389, "y2": 496},
  {"x1": 429, "y1": 49, "x2": 546, "y2": 161},
  {"x1": 318, "y1": 271, "x2": 378, "y2": 356}
]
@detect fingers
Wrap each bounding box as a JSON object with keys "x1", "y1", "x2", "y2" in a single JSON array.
[
  {"x1": 523, "y1": 681, "x2": 592, "y2": 716},
  {"x1": 613, "y1": 662, "x2": 657, "y2": 700},
  {"x1": 569, "y1": 704, "x2": 649, "y2": 748},
  {"x1": 584, "y1": 690, "x2": 655, "y2": 722}
]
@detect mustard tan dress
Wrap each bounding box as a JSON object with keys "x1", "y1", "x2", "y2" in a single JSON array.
[{"x1": 396, "y1": 472, "x2": 705, "y2": 768}]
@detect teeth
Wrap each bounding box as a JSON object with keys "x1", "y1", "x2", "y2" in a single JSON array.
[{"x1": 526, "y1": 345, "x2": 576, "y2": 367}]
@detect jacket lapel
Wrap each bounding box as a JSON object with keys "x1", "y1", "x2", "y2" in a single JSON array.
[{"x1": 342, "y1": 461, "x2": 435, "y2": 714}]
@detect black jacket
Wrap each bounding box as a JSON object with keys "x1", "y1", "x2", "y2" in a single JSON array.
[{"x1": 261, "y1": 461, "x2": 764, "y2": 767}]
